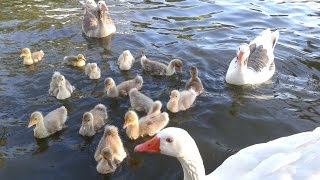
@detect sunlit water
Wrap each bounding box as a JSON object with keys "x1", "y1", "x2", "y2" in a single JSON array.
[{"x1": 0, "y1": 0, "x2": 319, "y2": 179}]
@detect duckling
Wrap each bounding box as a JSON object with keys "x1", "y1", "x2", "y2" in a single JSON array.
[
  {"x1": 129, "y1": 88, "x2": 154, "y2": 113},
  {"x1": 140, "y1": 55, "x2": 183, "y2": 76},
  {"x1": 96, "y1": 147, "x2": 120, "y2": 174},
  {"x1": 27, "y1": 106, "x2": 68, "y2": 139},
  {"x1": 104, "y1": 75, "x2": 143, "y2": 98},
  {"x1": 64, "y1": 54, "x2": 86, "y2": 67},
  {"x1": 166, "y1": 89, "x2": 197, "y2": 113},
  {"x1": 94, "y1": 125, "x2": 127, "y2": 165},
  {"x1": 20, "y1": 48, "x2": 44, "y2": 65},
  {"x1": 85, "y1": 63, "x2": 101, "y2": 79},
  {"x1": 79, "y1": 104, "x2": 108, "y2": 137},
  {"x1": 118, "y1": 50, "x2": 135, "y2": 70},
  {"x1": 49, "y1": 72, "x2": 75, "y2": 100},
  {"x1": 123, "y1": 102, "x2": 169, "y2": 140},
  {"x1": 185, "y1": 66, "x2": 204, "y2": 96}
]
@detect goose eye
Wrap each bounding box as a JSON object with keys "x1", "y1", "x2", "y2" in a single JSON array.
[{"x1": 166, "y1": 138, "x2": 173, "y2": 143}]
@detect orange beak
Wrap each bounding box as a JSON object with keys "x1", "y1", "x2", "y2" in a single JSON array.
[
  {"x1": 134, "y1": 136, "x2": 160, "y2": 153},
  {"x1": 237, "y1": 52, "x2": 245, "y2": 66}
]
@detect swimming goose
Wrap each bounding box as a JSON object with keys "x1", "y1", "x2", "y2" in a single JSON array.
[
  {"x1": 48, "y1": 72, "x2": 75, "y2": 100},
  {"x1": 166, "y1": 89, "x2": 197, "y2": 113},
  {"x1": 85, "y1": 63, "x2": 101, "y2": 79},
  {"x1": 82, "y1": 0, "x2": 116, "y2": 38},
  {"x1": 118, "y1": 50, "x2": 135, "y2": 70},
  {"x1": 123, "y1": 104, "x2": 169, "y2": 140},
  {"x1": 135, "y1": 127, "x2": 320, "y2": 180},
  {"x1": 64, "y1": 54, "x2": 86, "y2": 67},
  {"x1": 104, "y1": 75, "x2": 143, "y2": 98},
  {"x1": 129, "y1": 88, "x2": 154, "y2": 113},
  {"x1": 94, "y1": 125, "x2": 127, "y2": 174},
  {"x1": 185, "y1": 66, "x2": 204, "y2": 96},
  {"x1": 20, "y1": 48, "x2": 44, "y2": 65},
  {"x1": 27, "y1": 106, "x2": 68, "y2": 139},
  {"x1": 79, "y1": 104, "x2": 108, "y2": 137},
  {"x1": 141, "y1": 55, "x2": 183, "y2": 76},
  {"x1": 226, "y1": 28, "x2": 279, "y2": 85}
]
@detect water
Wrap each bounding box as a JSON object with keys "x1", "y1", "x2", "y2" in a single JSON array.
[{"x1": 0, "y1": 0, "x2": 319, "y2": 179}]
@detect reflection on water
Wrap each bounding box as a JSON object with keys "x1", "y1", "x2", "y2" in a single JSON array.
[{"x1": 0, "y1": 0, "x2": 319, "y2": 179}]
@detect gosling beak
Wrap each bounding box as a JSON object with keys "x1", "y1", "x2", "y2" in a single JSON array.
[
  {"x1": 28, "y1": 121, "x2": 35, "y2": 128},
  {"x1": 20, "y1": 53, "x2": 24, "y2": 57},
  {"x1": 123, "y1": 123, "x2": 128, "y2": 129}
]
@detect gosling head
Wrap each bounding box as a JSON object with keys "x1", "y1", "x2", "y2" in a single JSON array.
[
  {"x1": 56, "y1": 75, "x2": 66, "y2": 87},
  {"x1": 77, "y1": 54, "x2": 86, "y2": 61},
  {"x1": 20, "y1": 48, "x2": 31, "y2": 57},
  {"x1": 28, "y1": 111, "x2": 43, "y2": 128},
  {"x1": 123, "y1": 110, "x2": 139, "y2": 129},
  {"x1": 189, "y1": 66, "x2": 199, "y2": 78},
  {"x1": 104, "y1": 125, "x2": 118, "y2": 137},
  {"x1": 169, "y1": 90, "x2": 180, "y2": 103},
  {"x1": 90, "y1": 63, "x2": 98, "y2": 71},
  {"x1": 152, "y1": 101, "x2": 162, "y2": 111},
  {"x1": 82, "y1": 112, "x2": 94, "y2": 124},
  {"x1": 237, "y1": 43, "x2": 250, "y2": 67},
  {"x1": 104, "y1": 78, "x2": 116, "y2": 91},
  {"x1": 172, "y1": 59, "x2": 183, "y2": 73}
]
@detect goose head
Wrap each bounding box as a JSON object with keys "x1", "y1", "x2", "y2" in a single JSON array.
[
  {"x1": 98, "y1": 0, "x2": 108, "y2": 12},
  {"x1": 236, "y1": 43, "x2": 250, "y2": 67},
  {"x1": 171, "y1": 59, "x2": 183, "y2": 73},
  {"x1": 134, "y1": 127, "x2": 195, "y2": 157},
  {"x1": 189, "y1": 66, "x2": 199, "y2": 78},
  {"x1": 169, "y1": 90, "x2": 180, "y2": 103},
  {"x1": 28, "y1": 111, "x2": 43, "y2": 128},
  {"x1": 104, "y1": 77, "x2": 116, "y2": 91},
  {"x1": 20, "y1": 48, "x2": 31, "y2": 57},
  {"x1": 123, "y1": 110, "x2": 139, "y2": 129},
  {"x1": 77, "y1": 54, "x2": 86, "y2": 61}
]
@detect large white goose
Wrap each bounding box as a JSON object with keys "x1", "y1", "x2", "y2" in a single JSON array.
[
  {"x1": 135, "y1": 127, "x2": 320, "y2": 180},
  {"x1": 226, "y1": 28, "x2": 279, "y2": 85}
]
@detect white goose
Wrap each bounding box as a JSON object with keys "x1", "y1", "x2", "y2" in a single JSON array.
[
  {"x1": 135, "y1": 127, "x2": 320, "y2": 180},
  {"x1": 226, "y1": 28, "x2": 279, "y2": 85}
]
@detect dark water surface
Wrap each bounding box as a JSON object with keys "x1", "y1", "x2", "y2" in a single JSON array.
[{"x1": 0, "y1": 0, "x2": 320, "y2": 179}]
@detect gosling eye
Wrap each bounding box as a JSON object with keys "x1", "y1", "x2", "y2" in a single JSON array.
[{"x1": 166, "y1": 137, "x2": 173, "y2": 143}]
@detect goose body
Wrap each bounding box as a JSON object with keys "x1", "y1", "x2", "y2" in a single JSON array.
[
  {"x1": 49, "y1": 72, "x2": 75, "y2": 100},
  {"x1": 140, "y1": 55, "x2": 183, "y2": 76},
  {"x1": 118, "y1": 50, "x2": 135, "y2": 70},
  {"x1": 129, "y1": 88, "x2": 154, "y2": 113},
  {"x1": 28, "y1": 106, "x2": 68, "y2": 139},
  {"x1": 82, "y1": 1, "x2": 116, "y2": 38},
  {"x1": 166, "y1": 89, "x2": 197, "y2": 113},
  {"x1": 20, "y1": 48, "x2": 44, "y2": 65},
  {"x1": 79, "y1": 104, "x2": 108, "y2": 137},
  {"x1": 85, "y1": 63, "x2": 101, "y2": 79},
  {"x1": 185, "y1": 66, "x2": 204, "y2": 96},
  {"x1": 95, "y1": 125, "x2": 127, "y2": 174},
  {"x1": 64, "y1": 54, "x2": 86, "y2": 67},
  {"x1": 226, "y1": 28, "x2": 279, "y2": 85},
  {"x1": 104, "y1": 75, "x2": 143, "y2": 97},
  {"x1": 135, "y1": 127, "x2": 320, "y2": 180},
  {"x1": 123, "y1": 102, "x2": 169, "y2": 140}
]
